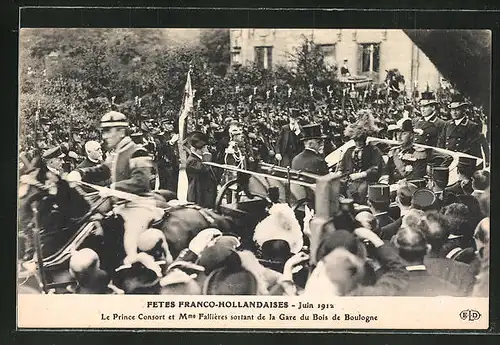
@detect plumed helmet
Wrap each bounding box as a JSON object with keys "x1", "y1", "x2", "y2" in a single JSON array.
[
  {"x1": 343, "y1": 109, "x2": 380, "y2": 139},
  {"x1": 100, "y1": 111, "x2": 129, "y2": 129}
]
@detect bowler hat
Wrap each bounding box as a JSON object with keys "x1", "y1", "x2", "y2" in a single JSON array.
[
  {"x1": 448, "y1": 94, "x2": 469, "y2": 109},
  {"x1": 113, "y1": 261, "x2": 161, "y2": 294},
  {"x1": 367, "y1": 184, "x2": 390, "y2": 203},
  {"x1": 411, "y1": 188, "x2": 437, "y2": 210},
  {"x1": 301, "y1": 124, "x2": 327, "y2": 141},
  {"x1": 419, "y1": 91, "x2": 438, "y2": 106},
  {"x1": 203, "y1": 266, "x2": 258, "y2": 295},
  {"x1": 197, "y1": 244, "x2": 241, "y2": 274}
]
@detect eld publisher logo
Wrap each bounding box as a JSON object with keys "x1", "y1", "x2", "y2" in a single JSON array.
[{"x1": 459, "y1": 309, "x2": 481, "y2": 321}]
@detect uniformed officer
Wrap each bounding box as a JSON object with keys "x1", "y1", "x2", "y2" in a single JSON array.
[
  {"x1": 437, "y1": 94, "x2": 482, "y2": 158},
  {"x1": 414, "y1": 90, "x2": 446, "y2": 147},
  {"x1": 66, "y1": 111, "x2": 163, "y2": 262},
  {"x1": 382, "y1": 118, "x2": 428, "y2": 185}
]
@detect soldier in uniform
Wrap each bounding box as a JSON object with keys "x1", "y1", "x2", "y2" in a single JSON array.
[
  {"x1": 437, "y1": 94, "x2": 482, "y2": 158},
  {"x1": 336, "y1": 110, "x2": 385, "y2": 205},
  {"x1": 381, "y1": 118, "x2": 428, "y2": 185},
  {"x1": 414, "y1": 90, "x2": 446, "y2": 147},
  {"x1": 66, "y1": 111, "x2": 162, "y2": 262}
]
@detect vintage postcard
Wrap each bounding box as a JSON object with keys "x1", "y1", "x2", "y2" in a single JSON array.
[{"x1": 17, "y1": 24, "x2": 490, "y2": 329}]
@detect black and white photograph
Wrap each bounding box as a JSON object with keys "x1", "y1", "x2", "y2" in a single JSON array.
[{"x1": 16, "y1": 26, "x2": 491, "y2": 328}]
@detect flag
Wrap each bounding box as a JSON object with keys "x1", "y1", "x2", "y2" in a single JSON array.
[{"x1": 177, "y1": 68, "x2": 194, "y2": 202}]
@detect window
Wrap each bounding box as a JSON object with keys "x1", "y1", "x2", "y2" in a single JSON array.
[
  {"x1": 231, "y1": 47, "x2": 241, "y2": 66},
  {"x1": 318, "y1": 44, "x2": 336, "y2": 68},
  {"x1": 359, "y1": 43, "x2": 380, "y2": 73},
  {"x1": 255, "y1": 46, "x2": 273, "y2": 70}
]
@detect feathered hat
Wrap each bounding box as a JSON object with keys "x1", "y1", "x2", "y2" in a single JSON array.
[{"x1": 343, "y1": 109, "x2": 380, "y2": 139}]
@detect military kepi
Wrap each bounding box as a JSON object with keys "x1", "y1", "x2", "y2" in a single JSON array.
[
  {"x1": 431, "y1": 166, "x2": 449, "y2": 184},
  {"x1": 367, "y1": 184, "x2": 390, "y2": 203},
  {"x1": 458, "y1": 156, "x2": 477, "y2": 168},
  {"x1": 411, "y1": 188, "x2": 437, "y2": 210}
]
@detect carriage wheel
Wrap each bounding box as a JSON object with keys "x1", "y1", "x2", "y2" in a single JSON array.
[{"x1": 215, "y1": 179, "x2": 239, "y2": 213}]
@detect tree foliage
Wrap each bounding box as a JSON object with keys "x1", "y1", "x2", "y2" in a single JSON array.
[{"x1": 19, "y1": 30, "x2": 341, "y2": 147}]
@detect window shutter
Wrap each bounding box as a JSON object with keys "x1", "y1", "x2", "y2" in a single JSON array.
[
  {"x1": 373, "y1": 43, "x2": 381, "y2": 72},
  {"x1": 357, "y1": 44, "x2": 364, "y2": 74},
  {"x1": 266, "y1": 47, "x2": 273, "y2": 70}
]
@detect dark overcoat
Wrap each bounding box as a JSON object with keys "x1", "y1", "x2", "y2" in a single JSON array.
[
  {"x1": 437, "y1": 117, "x2": 482, "y2": 158},
  {"x1": 291, "y1": 148, "x2": 329, "y2": 175},
  {"x1": 413, "y1": 114, "x2": 446, "y2": 147},
  {"x1": 186, "y1": 153, "x2": 218, "y2": 209}
]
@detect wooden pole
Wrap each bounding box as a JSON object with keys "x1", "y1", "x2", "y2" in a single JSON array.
[{"x1": 309, "y1": 173, "x2": 341, "y2": 266}]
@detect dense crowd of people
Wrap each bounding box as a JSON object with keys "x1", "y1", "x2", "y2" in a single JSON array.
[{"x1": 18, "y1": 83, "x2": 490, "y2": 297}]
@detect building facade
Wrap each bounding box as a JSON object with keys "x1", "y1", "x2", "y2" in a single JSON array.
[{"x1": 230, "y1": 29, "x2": 442, "y2": 94}]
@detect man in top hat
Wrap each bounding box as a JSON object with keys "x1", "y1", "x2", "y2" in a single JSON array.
[
  {"x1": 367, "y1": 184, "x2": 394, "y2": 230},
  {"x1": 275, "y1": 108, "x2": 304, "y2": 167},
  {"x1": 437, "y1": 94, "x2": 482, "y2": 159},
  {"x1": 336, "y1": 110, "x2": 385, "y2": 205},
  {"x1": 445, "y1": 156, "x2": 477, "y2": 197},
  {"x1": 66, "y1": 111, "x2": 162, "y2": 262},
  {"x1": 427, "y1": 165, "x2": 455, "y2": 207},
  {"x1": 291, "y1": 124, "x2": 329, "y2": 175},
  {"x1": 290, "y1": 124, "x2": 329, "y2": 206},
  {"x1": 414, "y1": 90, "x2": 446, "y2": 147},
  {"x1": 382, "y1": 118, "x2": 428, "y2": 185},
  {"x1": 186, "y1": 131, "x2": 218, "y2": 209}
]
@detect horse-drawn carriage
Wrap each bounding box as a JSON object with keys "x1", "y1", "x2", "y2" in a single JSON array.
[
  {"x1": 17, "y1": 171, "x2": 233, "y2": 294},
  {"x1": 17, "y1": 140, "x2": 482, "y2": 294}
]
